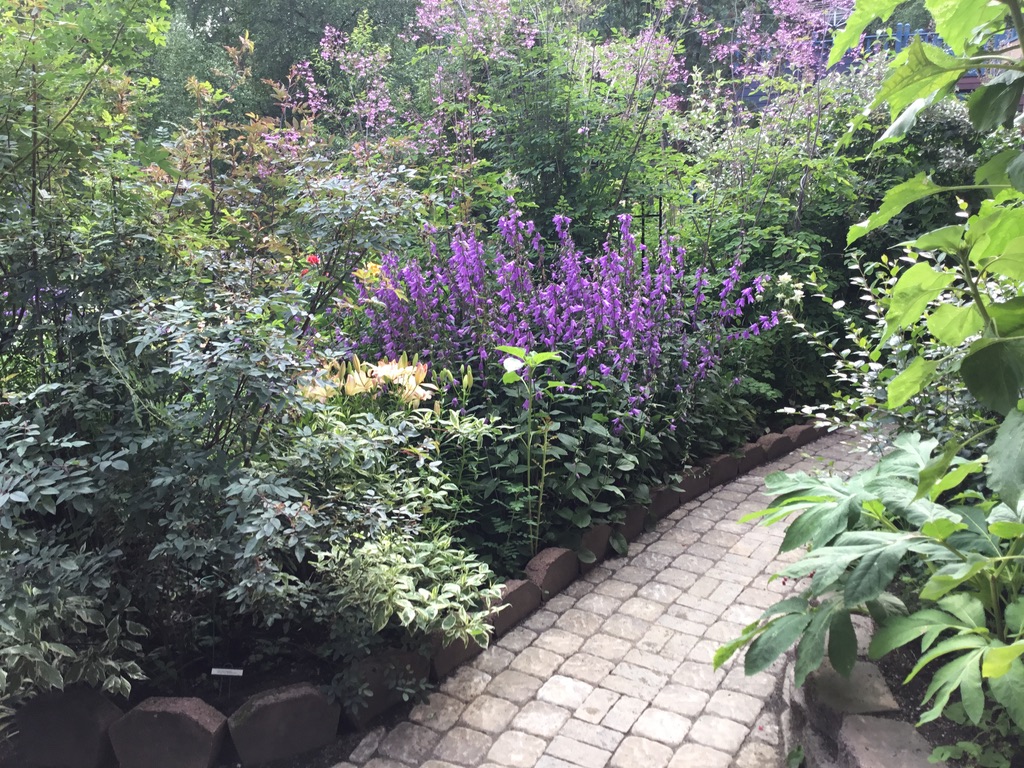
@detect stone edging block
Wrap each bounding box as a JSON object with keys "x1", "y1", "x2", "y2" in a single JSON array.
[
  {"x1": 579, "y1": 523, "x2": 612, "y2": 573},
  {"x1": 109, "y1": 696, "x2": 226, "y2": 768},
  {"x1": 784, "y1": 423, "x2": 820, "y2": 448},
  {"x1": 229, "y1": 683, "x2": 340, "y2": 766},
  {"x1": 431, "y1": 636, "x2": 485, "y2": 680},
  {"x1": 677, "y1": 467, "x2": 711, "y2": 501},
  {"x1": 614, "y1": 504, "x2": 647, "y2": 541},
  {"x1": 524, "y1": 547, "x2": 579, "y2": 600},
  {"x1": 17, "y1": 688, "x2": 123, "y2": 768},
  {"x1": 343, "y1": 652, "x2": 430, "y2": 729},
  {"x1": 490, "y1": 579, "x2": 543, "y2": 635},
  {"x1": 650, "y1": 487, "x2": 683, "y2": 520},
  {"x1": 737, "y1": 442, "x2": 766, "y2": 474},
  {"x1": 702, "y1": 454, "x2": 739, "y2": 488},
  {"x1": 757, "y1": 432, "x2": 795, "y2": 461}
]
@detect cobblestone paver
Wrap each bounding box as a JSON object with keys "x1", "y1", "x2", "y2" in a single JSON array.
[{"x1": 335, "y1": 432, "x2": 874, "y2": 768}]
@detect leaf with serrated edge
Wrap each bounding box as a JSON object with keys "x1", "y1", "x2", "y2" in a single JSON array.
[
  {"x1": 990, "y1": 658, "x2": 1024, "y2": 729},
  {"x1": 795, "y1": 603, "x2": 836, "y2": 686},
  {"x1": 828, "y1": 611, "x2": 858, "y2": 677},
  {"x1": 982, "y1": 641, "x2": 1024, "y2": 678},
  {"x1": 745, "y1": 613, "x2": 812, "y2": 675},
  {"x1": 989, "y1": 410, "x2": 1024, "y2": 509}
]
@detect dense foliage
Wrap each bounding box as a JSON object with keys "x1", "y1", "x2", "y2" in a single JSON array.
[
  {"x1": 0, "y1": 0, "x2": 997, "y2": 742},
  {"x1": 718, "y1": 0, "x2": 1024, "y2": 762}
]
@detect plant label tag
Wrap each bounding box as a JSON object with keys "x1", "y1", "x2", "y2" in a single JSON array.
[{"x1": 210, "y1": 668, "x2": 244, "y2": 677}]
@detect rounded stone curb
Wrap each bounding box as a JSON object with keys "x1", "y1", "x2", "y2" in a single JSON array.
[
  {"x1": 524, "y1": 547, "x2": 579, "y2": 600},
  {"x1": 702, "y1": 453, "x2": 740, "y2": 489},
  {"x1": 757, "y1": 432, "x2": 795, "y2": 461},
  {"x1": 614, "y1": 504, "x2": 648, "y2": 541},
  {"x1": 490, "y1": 579, "x2": 544, "y2": 635},
  {"x1": 579, "y1": 523, "x2": 612, "y2": 573}
]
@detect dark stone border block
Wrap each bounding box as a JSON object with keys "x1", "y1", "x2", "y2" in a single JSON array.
[
  {"x1": 614, "y1": 504, "x2": 647, "y2": 541},
  {"x1": 579, "y1": 523, "x2": 612, "y2": 573},
  {"x1": 229, "y1": 683, "x2": 340, "y2": 766},
  {"x1": 18, "y1": 688, "x2": 123, "y2": 768},
  {"x1": 490, "y1": 579, "x2": 543, "y2": 635},
  {"x1": 757, "y1": 432, "x2": 795, "y2": 462},
  {"x1": 703, "y1": 454, "x2": 739, "y2": 488},
  {"x1": 524, "y1": 548, "x2": 579, "y2": 600},
  {"x1": 109, "y1": 696, "x2": 226, "y2": 768}
]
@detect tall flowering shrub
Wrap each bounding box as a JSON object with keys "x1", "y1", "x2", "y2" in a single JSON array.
[
  {"x1": 292, "y1": 0, "x2": 690, "y2": 241},
  {"x1": 341, "y1": 209, "x2": 778, "y2": 567},
  {"x1": 356, "y1": 210, "x2": 775, "y2": 398},
  {"x1": 697, "y1": 0, "x2": 838, "y2": 83}
]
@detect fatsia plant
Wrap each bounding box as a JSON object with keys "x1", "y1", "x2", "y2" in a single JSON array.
[{"x1": 715, "y1": 432, "x2": 1024, "y2": 729}]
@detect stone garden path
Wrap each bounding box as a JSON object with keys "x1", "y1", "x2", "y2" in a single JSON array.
[{"x1": 332, "y1": 432, "x2": 875, "y2": 768}]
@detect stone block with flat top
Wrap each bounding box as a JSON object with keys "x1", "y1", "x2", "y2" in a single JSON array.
[
  {"x1": 490, "y1": 579, "x2": 543, "y2": 635},
  {"x1": 228, "y1": 683, "x2": 340, "y2": 766},
  {"x1": 109, "y1": 697, "x2": 226, "y2": 768},
  {"x1": 524, "y1": 548, "x2": 579, "y2": 600},
  {"x1": 18, "y1": 687, "x2": 123, "y2": 768}
]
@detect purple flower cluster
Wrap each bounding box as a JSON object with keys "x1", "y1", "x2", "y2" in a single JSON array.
[
  {"x1": 350, "y1": 208, "x2": 772, "y2": 402},
  {"x1": 697, "y1": 0, "x2": 833, "y2": 81}
]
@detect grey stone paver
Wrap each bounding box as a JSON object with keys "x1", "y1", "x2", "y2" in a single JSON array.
[{"x1": 343, "y1": 432, "x2": 873, "y2": 768}]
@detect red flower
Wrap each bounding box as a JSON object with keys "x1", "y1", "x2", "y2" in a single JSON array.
[
  {"x1": 301, "y1": 269, "x2": 310, "y2": 276},
  {"x1": 306, "y1": 254, "x2": 320, "y2": 265}
]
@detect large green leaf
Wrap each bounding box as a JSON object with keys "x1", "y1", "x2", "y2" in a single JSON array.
[
  {"x1": 926, "y1": 0, "x2": 1009, "y2": 55},
  {"x1": 795, "y1": 603, "x2": 835, "y2": 686},
  {"x1": 960, "y1": 338, "x2": 1024, "y2": 415},
  {"x1": 927, "y1": 303, "x2": 984, "y2": 346},
  {"x1": 967, "y1": 205, "x2": 1024, "y2": 268},
  {"x1": 988, "y1": 409, "x2": 1024, "y2": 509},
  {"x1": 920, "y1": 554, "x2": 993, "y2": 601},
  {"x1": 745, "y1": 613, "x2": 812, "y2": 675},
  {"x1": 968, "y1": 72, "x2": 1024, "y2": 132},
  {"x1": 1005, "y1": 597, "x2": 1024, "y2": 635},
  {"x1": 988, "y1": 297, "x2": 1024, "y2": 337},
  {"x1": 883, "y1": 262, "x2": 955, "y2": 341},
  {"x1": 909, "y1": 224, "x2": 965, "y2": 254},
  {"x1": 982, "y1": 641, "x2": 1024, "y2": 677},
  {"x1": 920, "y1": 517, "x2": 969, "y2": 541},
  {"x1": 844, "y1": 540, "x2": 912, "y2": 605},
  {"x1": 908, "y1": 634, "x2": 989, "y2": 683},
  {"x1": 917, "y1": 649, "x2": 985, "y2": 725},
  {"x1": 869, "y1": 609, "x2": 961, "y2": 659},
  {"x1": 887, "y1": 356, "x2": 940, "y2": 408},
  {"x1": 989, "y1": 658, "x2": 1024, "y2": 729},
  {"x1": 938, "y1": 593, "x2": 987, "y2": 628},
  {"x1": 987, "y1": 237, "x2": 1024, "y2": 281},
  {"x1": 873, "y1": 40, "x2": 969, "y2": 122},
  {"x1": 828, "y1": 610, "x2": 858, "y2": 677},
  {"x1": 1009, "y1": 152, "x2": 1024, "y2": 192},
  {"x1": 828, "y1": 0, "x2": 906, "y2": 66},
  {"x1": 780, "y1": 497, "x2": 859, "y2": 552},
  {"x1": 849, "y1": 174, "x2": 957, "y2": 244},
  {"x1": 975, "y1": 149, "x2": 1020, "y2": 185}
]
